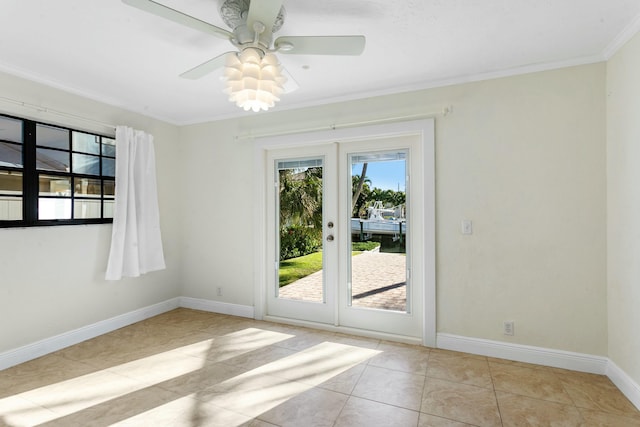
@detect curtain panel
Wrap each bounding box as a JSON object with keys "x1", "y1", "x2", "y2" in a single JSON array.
[{"x1": 105, "y1": 126, "x2": 166, "y2": 280}]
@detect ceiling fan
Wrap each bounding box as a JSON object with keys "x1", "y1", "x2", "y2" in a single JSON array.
[{"x1": 122, "y1": 0, "x2": 366, "y2": 111}]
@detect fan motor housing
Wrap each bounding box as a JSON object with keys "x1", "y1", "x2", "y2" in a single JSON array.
[{"x1": 219, "y1": 0, "x2": 285, "y2": 31}]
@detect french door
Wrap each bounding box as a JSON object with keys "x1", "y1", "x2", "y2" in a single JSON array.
[{"x1": 264, "y1": 134, "x2": 425, "y2": 339}]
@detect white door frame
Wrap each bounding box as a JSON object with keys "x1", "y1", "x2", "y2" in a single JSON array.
[{"x1": 252, "y1": 119, "x2": 436, "y2": 347}]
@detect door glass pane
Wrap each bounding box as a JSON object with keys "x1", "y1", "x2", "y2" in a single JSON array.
[
  {"x1": 276, "y1": 158, "x2": 324, "y2": 303},
  {"x1": 350, "y1": 151, "x2": 408, "y2": 312}
]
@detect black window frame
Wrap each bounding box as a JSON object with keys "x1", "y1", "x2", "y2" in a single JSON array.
[{"x1": 0, "y1": 113, "x2": 115, "y2": 228}]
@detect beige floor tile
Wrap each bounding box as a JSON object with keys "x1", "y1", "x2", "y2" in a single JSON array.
[
  {"x1": 3, "y1": 309, "x2": 639, "y2": 426},
  {"x1": 369, "y1": 340, "x2": 430, "y2": 374},
  {"x1": 36, "y1": 386, "x2": 182, "y2": 427},
  {"x1": 418, "y1": 413, "x2": 475, "y2": 426},
  {"x1": 105, "y1": 349, "x2": 206, "y2": 386},
  {"x1": 496, "y1": 391, "x2": 584, "y2": 426},
  {"x1": 272, "y1": 329, "x2": 338, "y2": 352},
  {"x1": 487, "y1": 357, "x2": 553, "y2": 371},
  {"x1": 427, "y1": 351, "x2": 493, "y2": 388},
  {"x1": 203, "y1": 328, "x2": 295, "y2": 364},
  {"x1": 352, "y1": 365, "x2": 425, "y2": 410},
  {"x1": 156, "y1": 362, "x2": 246, "y2": 396},
  {"x1": 197, "y1": 372, "x2": 311, "y2": 418},
  {"x1": 107, "y1": 394, "x2": 253, "y2": 427},
  {"x1": 257, "y1": 386, "x2": 348, "y2": 427},
  {"x1": 0, "y1": 395, "x2": 59, "y2": 426},
  {"x1": 421, "y1": 378, "x2": 502, "y2": 427},
  {"x1": 557, "y1": 370, "x2": 640, "y2": 416},
  {"x1": 261, "y1": 341, "x2": 380, "y2": 387},
  {"x1": 334, "y1": 396, "x2": 420, "y2": 427},
  {"x1": 429, "y1": 348, "x2": 486, "y2": 361},
  {"x1": 489, "y1": 361, "x2": 574, "y2": 404},
  {"x1": 19, "y1": 369, "x2": 144, "y2": 417},
  {"x1": 579, "y1": 408, "x2": 640, "y2": 426},
  {"x1": 142, "y1": 308, "x2": 231, "y2": 332},
  {"x1": 246, "y1": 420, "x2": 279, "y2": 427},
  {"x1": 0, "y1": 353, "x2": 97, "y2": 397},
  {"x1": 222, "y1": 344, "x2": 297, "y2": 371}
]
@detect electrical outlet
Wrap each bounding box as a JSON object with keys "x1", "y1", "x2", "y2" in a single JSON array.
[
  {"x1": 461, "y1": 219, "x2": 473, "y2": 235},
  {"x1": 217, "y1": 287, "x2": 223, "y2": 297},
  {"x1": 503, "y1": 321, "x2": 514, "y2": 336}
]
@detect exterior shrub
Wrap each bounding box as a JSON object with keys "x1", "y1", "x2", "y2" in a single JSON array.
[{"x1": 280, "y1": 225, "x2": 322, "y2": 260}]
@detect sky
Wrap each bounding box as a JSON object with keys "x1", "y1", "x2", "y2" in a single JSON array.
[{"x1": 351, "y1": 159, "x2": 406, "y2": 192}]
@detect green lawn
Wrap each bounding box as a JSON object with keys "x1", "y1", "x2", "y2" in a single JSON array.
[
  {"x1": 279, "y1": 241, "x2": 382, "y2": 287},
  {"x1": 279, "y1": 251, "x2": 324, "y2": 287}
]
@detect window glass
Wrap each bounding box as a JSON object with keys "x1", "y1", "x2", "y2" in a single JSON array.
[
  {"x1": 74, "y1": 200, "x2": 101, "y2": 219},
  {"x1": 102, "y1": 138, "x2": 116, "y2": 157},
  {"x1": 38, "y1": 198, "x2": 71, "y2": 220},
  {"x1": 36, "y1": 124, "x2": 69, "y2": 149},
  {"x1": 0, "y1": 142, "x2": 23, "y2": 167},
  {"x1": 0, "y1": 170, "x2": 22, "y2": 193},
  {"x1": 39, "y1": 175, "x2": 71, "y2": 196},
  {"x1": 104, "y1": 180, "x2": 115, "y2": 197},
  {"x1": 74, "y1": 178, "x2": 101, "y2": 197},
  {"x1": 72, "y1": 153, "x2": 100, "y2": 175},
  {"x1": 73, "y1": 132, "x2": 100, "y2": 154},
  {"x1": 0, "y1": 117, "x2": 22, "y2": 144},
  {"x1": 104, "y1": 200, "x2": 115, "y2": 218},
  {"x1": 0, "y1": 197, "x2": 22, "y2": 220},
  {"x1": 103, "y1": 158, "x2": 115, "y2": 177},
  {"x1": 36, "y1": 148, "x2": 70, "y2": 172}
]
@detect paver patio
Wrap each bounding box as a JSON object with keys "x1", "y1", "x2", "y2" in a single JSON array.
[{"x1": 278, "y1": 251, "x2": 407, "y2": 311}]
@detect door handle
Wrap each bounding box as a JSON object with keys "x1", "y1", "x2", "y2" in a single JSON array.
[
  {"x1": 327, "y1": 221, "x2": 334, "y2": 228},
  {"x1": 326, "y1": 235, "x2": 334, "y2": 242}
]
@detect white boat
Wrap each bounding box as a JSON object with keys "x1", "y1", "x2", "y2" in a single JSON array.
[{"x1": 351, "y1": 201, "x2": 406, "y2": 237}]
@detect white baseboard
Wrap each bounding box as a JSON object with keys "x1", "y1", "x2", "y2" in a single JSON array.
[
  {"x1": 0, "y1": 298, "x2": 180, "y2": 371},
  {"x1": 179, "y1": 296, "x2": 254, "y2": 319},
  {"x1": 607, "y1": 360, "x2": 640, "y2": 411},
  {"x1": 437, "y1": 333, "x2": 608, "y2": 374}
]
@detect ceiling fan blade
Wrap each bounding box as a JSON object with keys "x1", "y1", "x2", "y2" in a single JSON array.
[
  {"x1": 180, "y1": 52, "x2": 234, "y2": 80},
  {"x1": 247, "y1": 0, "x2": 284, "y2": 33},
  {"x1": 122, "y1": 0, "x2": 232, "y2": 40},
  {"x1": 274, "y1": 36, "x2": 366, "y2": 55}
]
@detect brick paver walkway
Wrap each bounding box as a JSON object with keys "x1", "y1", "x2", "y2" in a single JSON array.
[{"x1": 278, "y1": 251, "x2": 407, "y2": 311}]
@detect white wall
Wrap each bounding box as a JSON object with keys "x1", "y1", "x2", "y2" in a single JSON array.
[
  {"x1": 180, "y1": 63, "x2": 608, "y2": 356},
  {"x1": 607, "y1": 31, "x2": 640, "y2": 385},
  {"x1": 0, "y1": 72, "x2": 182, "y2": 353}
]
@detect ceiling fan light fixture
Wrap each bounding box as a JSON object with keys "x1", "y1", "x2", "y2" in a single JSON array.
[{"x1": 223, "y1": 47, "x2": 287, "y2": 112}]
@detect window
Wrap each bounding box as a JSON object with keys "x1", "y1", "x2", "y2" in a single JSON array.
[{"x1": 0, "y1": 114, "x2": 115, "y2": 227}]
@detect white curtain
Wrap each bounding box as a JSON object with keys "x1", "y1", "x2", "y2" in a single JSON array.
[{"x1": 105, "y1": 126, "x2": 166, "y2": 280}]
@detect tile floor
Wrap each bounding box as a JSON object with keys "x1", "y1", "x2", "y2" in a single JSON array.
[{"x1": 1, "y1": 308, "x2": 639, "y2": 426}]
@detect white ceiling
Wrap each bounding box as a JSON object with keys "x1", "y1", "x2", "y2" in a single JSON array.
[{"x1": 1, "y1": 0, "x2": 639, "y2": 125}]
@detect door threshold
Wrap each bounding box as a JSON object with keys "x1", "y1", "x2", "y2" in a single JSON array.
[{"x1": 263, "y1": 315, "x2": 425, "y2": 346}]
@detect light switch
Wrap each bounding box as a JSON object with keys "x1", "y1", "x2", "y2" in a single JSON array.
[{"x1": 461, "y1": 220, "x2": 473, "y2": 235}]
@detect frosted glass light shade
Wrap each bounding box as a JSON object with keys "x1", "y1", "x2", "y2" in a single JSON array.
[{"x1": 223, "y1": 48, "x2": 287, "y2": 112}]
